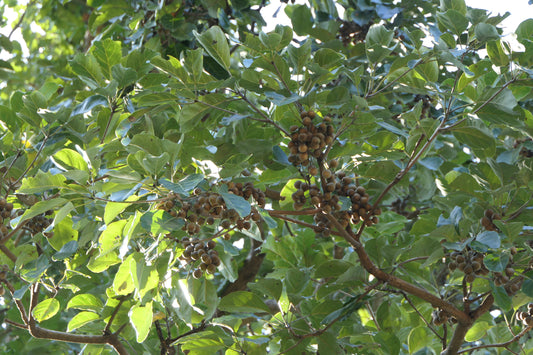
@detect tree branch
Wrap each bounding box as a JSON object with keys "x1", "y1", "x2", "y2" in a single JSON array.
[
  {"x1": 457, "y1": 325, "x2": 533, "y2": 354},
  {"x1": 323, "y1": 212, "x2": 471, "y2": 324}
]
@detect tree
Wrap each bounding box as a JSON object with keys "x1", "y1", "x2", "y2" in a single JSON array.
[{"x1": 0, "y1": 0, "x2": 533, "y2": 353}]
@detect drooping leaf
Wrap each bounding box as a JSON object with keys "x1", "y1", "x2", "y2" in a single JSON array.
[{"x1": 129, "y1": 302, "x2": 153, "y2": 343}]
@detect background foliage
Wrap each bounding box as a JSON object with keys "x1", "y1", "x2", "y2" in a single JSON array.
[{"x1": 1, "y1": 0, "x2": 533, "y2": 354}]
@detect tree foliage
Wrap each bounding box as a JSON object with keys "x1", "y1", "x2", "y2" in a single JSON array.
[{"x1": 1, "y1": 0, "x2": 533, "y2": 354}]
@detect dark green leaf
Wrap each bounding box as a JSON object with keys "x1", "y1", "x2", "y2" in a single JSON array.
[
  {"x1": 218, "y1": 291, "x2": 271, "y2": 313},
  {"x1": 53, "y1": 241, "x2": 78, "y2": 261},
  {"x1": 476, "y1": 231, "x2": 501, "y2": 249},
  {"x1": 220, "y1": 192, "x2": 251, "y2": 217}
]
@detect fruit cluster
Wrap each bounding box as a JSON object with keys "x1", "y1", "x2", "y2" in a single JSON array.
[
  {"x1": 287, "y1": 111, "x2": 335, "y2": 167},
  {"x1": 516, "y1": 303, "x2": 533, "y2": 327},
  {"x1": 481, "y1": 209, "x2": 501, "y2": 232},
  {"x1": 159, "y1": 181, "x2": 266, "y2": 278},
  {"x1": 0, "y1": 199, "x2": 14, "y2": 239},
  {"x1": 158, "y1": 182, "x2": 265, "y2": 237},
  {"x1": 513, "y1": 138, "x2": 533, "y2": 158},
  {"x1": 291, "y1": 169, "x2": 381, "y2": 235},
  {"x1": 0, "y1": 264, "x2": 7, "y2": 296},
  {"x1": 432, "y1": 308, "x2": 450, "y2": 326},
  {"x1": 448, "y1": 249, "x2": 489, "y2": 283},
  {"x1": 179, "y1": 237, "x2": 221, "y2": 278},
  {"x1": 338, "y1": 20, "x2": 372, "y2": 46},
  {"x1": 26, "y1": 211, "x2": 53, "y2": 236},
  {"x1": 493, "y1": 267, "x2": 515, "y2": 287}
]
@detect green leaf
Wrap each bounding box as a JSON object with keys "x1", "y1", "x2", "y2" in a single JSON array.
[
  {"x1": 67, "y1": 311, "x2": 100, "y2": 332},
  {"x1": 112, "y1": 64, "x2": 138, "y2": 88},
  {"x1": 113, "y1": 254, "x2": 135, "y2": 295},
  {"x1": 184, "y1": 48, "x2": 204, "y2": 82},
  {"x1": 218, "y1": 291, "x2": 271, "y2": 313},
  {"x1": 32, "y1": 298, "x2": 60, "y2": 322},
  {"x1": 72, "y1": 95, "x2": 108, "y2": 116},
  {"x1": 17, "y1": 198, "x2": 67, "y2": 225},
  {"x1": 150, "y1": 55, "x2": 189, "y2": 83},
  {"x1": 415, "y1": 59, "x2": 439, "y2": 82},
  {"x1": 67, "y1": 294, "x2": 104, "y2": 312},
  {"x1": 516, "y1": 19, "x2": 533, "y2": 44},
  {"x1": 492, "y1": 284, "x2": 511, "y2": 311},
  {"x1": 465, "y1": 321, "x2": 489, "y2": 342},
  {"x1": 483, "y1": 253, "x2": 509, "y2": 272},
  {"x1": 476, "y1": 231, "x2": 501, "y2": 249},
  {"x1": 289, "y1": 5, "x2": 313, "y2": 36},
  {"x1": 104, "y1": 196, "x2": 139, "y2": 225},
  {"x1": 18, "y1": 171, "x2": 67, "y2": 194},
  {"x1": 70, "y1": 53, "x2": 105, "y2": 89},
  {"x1": 129, "y1": 302, "x2": 153, "y2": 342},
  {"x1": 176, "y1": 330, "x2": 225, "y2": 352},
  {"x1": 131, "y1": 253, "x2": 159, "y2": 300},
  {"x1": 522, "y1": 279, "x2": 533, "y2": 297},
  {"x1": 87, "y1": 251, "x2": 121, "y2": 273},
  {"x1": 452, "y1": 125, "x2": 495, "y2": 158},
  {"x1": 315, "y1": 260, "x2": 352, "y2": 278},
  {"x1": 440, "y1": 0, "x2": 467, "y2": 14},
  {"x1": 159, "y1": 174, "x2": 204, "y2": 195},
  {"x1": 366, "y1": 24, "x2": 394, "y2": 63},
  {"x1": 408, "y1": 327, "x2": 429, "y2": 353},
  {"x1": 486, "y1": 40, "x2": 509, "y2": 67},
  {"x1": 475, "y1": 23, "x2": 500, "y2": 42},
  {"x1": 52, "y1": 240, "x2": 78, "y2": 261},
  {"x1": 374, "y1": 331, "x2": 400, "y2": 355},
  {"x1": 142, "y1": 152, "x2": 169, "y2": 176},
  {"x1": 193, "y1": 26, "x2": 230, "y2": 72},
  {"x1": 98, "y1": 219, "x2": 127, "y2": 255},
  {"x1": 92, "y1": 38, "x2": 122, "y2": 80},
  {"x1": 220, "y1": 192, "x2": 251, "y2": 217},
  {"x1": 437, "y1": 10, "x2": 469, "y2": 36},
  {"x1": 20, "y1": 254, "x2": 50, "y2": 283},
  {"x1": 248, "y1": 278, "x2": 283, "y2": 301}
]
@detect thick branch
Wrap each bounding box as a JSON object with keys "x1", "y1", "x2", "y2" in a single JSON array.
[
  {"x1": 324, "y1": 212, "x2": 471, "y2": 324},
  {"x1": 220, "y1": 239, "x2": 265, "y2": 297},
  {"x1": 0, "y1": 243, "x2": 17, "y2": 263},
  {"x1": 440, "y1": 322, "x2": 472, "y2": 355}
]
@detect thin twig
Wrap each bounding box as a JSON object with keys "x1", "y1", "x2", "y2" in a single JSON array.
[
  {"x1": 401, "y1": 291, "x2": 443, "y2": 340},
  {"x1": 104, "y1": 295, "x2": 128, "y2": 334},
  {"x1": 457, "y1": 325, "x2": 533, "y2": 354},
  {"x1": 365, "y1": 58, "x2": 428, "y2": 99},
  {"x1": 8, "y1": 0, "x2": 37, "y2": 39},
  {"x1": 10, "y1": 135, "x2": 49, "y2": 191},
  {"x1": 234, "y1": 89, "x2": 290, "y2": 136},
  {"x1": 0, "y1": 244, "x2": 17, "y2": 263}
]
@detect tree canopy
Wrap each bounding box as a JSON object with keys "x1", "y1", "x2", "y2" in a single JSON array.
[{"x1": 1, "y1": 0, "x2": 533, "y2": 354}]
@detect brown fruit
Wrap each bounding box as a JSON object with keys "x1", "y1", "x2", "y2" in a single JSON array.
[
  {"x1": 192, "y1": 269, "x2": 203, "y2": 279},
  {"x1": 206, "y1": 264, "x2": 217, "y2": 274}
]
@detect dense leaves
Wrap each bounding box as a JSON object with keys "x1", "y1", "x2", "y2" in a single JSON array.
[{"x1": 0, "y1": 0, "x2": 533, "y2": 354}]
